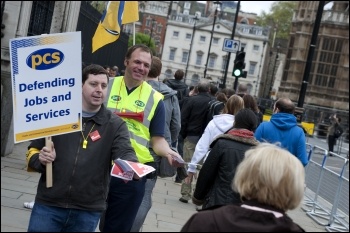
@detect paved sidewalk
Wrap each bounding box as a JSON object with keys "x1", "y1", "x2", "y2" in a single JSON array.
[{"x1": 2, "y1": 142, "x2": 327, "y2": 232}]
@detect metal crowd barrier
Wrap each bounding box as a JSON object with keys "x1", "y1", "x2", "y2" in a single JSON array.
[
  {"x1": 302, "y1": 145, "x2": 349, "y2": 232},
  {"x1": 326, "y1": 152, "x2": 349, "y2": 232},
  {"x1": 303, "y1": 145, "x2": 328, "y2": 213}
]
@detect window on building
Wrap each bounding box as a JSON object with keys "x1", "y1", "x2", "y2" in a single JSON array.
[
  {"x1": 146, "y1": 19, "x2": 151, "y2": 27},
  {"x1": 315, "y1": 75, "x2": 327, "y2": 87},
  {"x1": 253, "y1": 45, "x2": 259, "y2": 51},
  {"x1": 335, "y1": 40, "x2": 343, "y2": 52},
  {"x1": 330, "y1": 66, "x2": 338, "y2": 76},
  {"x1": 317, "y1": 64, "x2": 324, "y2": 73},
  {"x1": 182, "y1": 51, "x2": 189, "y2": 63},
  {"x1": 329, "y1": 39, "x2": 335, "y2": 51},
  {"x1": 157, "y1": 25, "x2": 162, "y2": 33},
  {"x1": 326, "y1": 52, "x2": 333, "y2": 63},
  {"x1": 176, "y1": 16, "x2": 183, "y2": 22},
  {"x1": 241, "y1": 43, "x2": 246, "y2": 51},
  {"x1": 240, "y1": 18, "x2": 249, "y2": 24},
  {"x1": 222, "y1": 56, "x2": 227, "y2": 70},
  {"x1": 184, "y1": 2, "x2": 191, "y2": 9},
  {"x1": 324, "y1": 64, "x2": 330, "y2": 75},
  {"x1": 242, "y1": 27, "x2": 249, "y2": 33},
  {"x1": 249, "y1": 62, "x2": 257, "y2": 75},
  {"x1": 333, "y1": 54, "x2": 340, "y2": 64},
  {"x1": 169, "y1": 48, "x2": 176, "y2": 61},
  {"x1": 322, "y1": 38, "x2": 329, "y2": 50},
  {"x1": 200, "y1": 36, "x2": 206, "y2": 42},
  {"x1": 186, "y1": 33, "x2": 191, "y2": 40},
  {"x1": 208, "y1": 54, "x2": 217, "y2": 68},
  {"x1": 191, "y1": 74, "x2": 199, "y2": 86},
  {"x1": 328, "y1": 77, "x2": 336, "y2": 88},
  {"x1": 165, "y1": 69, "x2": 172, "y2": 79},
  {"x1": 196, "y1": 52, "x2": 203, "y2": 65},
  {"x1": 247, "y1": 83, "x2": 253, "y2": 94},
  {"x1": 213, "y1": 38, "x2": 219, "y2": 45},
  {"x1": 319, "y1": 52, "x2": 326, "y2": 62},
  {"x1": 173, "y1": 31, "x2": 179, "y2": 38}
]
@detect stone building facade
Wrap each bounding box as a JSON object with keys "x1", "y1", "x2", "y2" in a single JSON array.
[{"x1": 278, "y1": 1, "x2": 349, "y2": 110}]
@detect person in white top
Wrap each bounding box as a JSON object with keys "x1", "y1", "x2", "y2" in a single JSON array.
[{"x1": 185, "y1": 95, "x2": 244, "y2": 182}]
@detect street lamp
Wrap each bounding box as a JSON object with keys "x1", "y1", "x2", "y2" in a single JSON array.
[
  {"x1": 203, "y1": 1, "x2": 222, "y2": 79},
  {"x1": 254, "y1": 40, "x2": 267, "y2": 97},
  {"x1": 262, "y1": 50, "x2": 273, "y2": 98},
  {"x1": 148, "y1": 18, "x2": 157, "y2": 46},
  {"x1": 184, "y1": 15, "x2": 199, "y2": 83},
  {"x1": 269, "y1": 42, "x2": 280, "y2": 99}
]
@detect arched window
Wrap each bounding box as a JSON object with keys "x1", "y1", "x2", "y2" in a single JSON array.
[
  {"x1": 240, "y1": 18, "x2": 249, "y2": 24},
  {"x1": 165, "y1": 69, "x2": 172, "y2": 79},
  {"x1": 247, "y1": 83, "x2": 253, "y2": 94},
  {"x1": 191, "y1": 74, "x2": 199, "y2": 86}
]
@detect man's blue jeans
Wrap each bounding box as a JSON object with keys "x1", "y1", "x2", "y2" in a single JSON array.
[
  {"x1": 102, "y1": 176, "x2": 146, "y2": 232},
  {"x1": 28, "y1": 202, "x2": 101, "y2": 232},
  {"x1": 130, "y1": 177, "x2": 157, "y2": 232}
]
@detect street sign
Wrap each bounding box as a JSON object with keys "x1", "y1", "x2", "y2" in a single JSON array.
[{"x1": 222, "y1": 38, "x2": 240, "y2": 53}]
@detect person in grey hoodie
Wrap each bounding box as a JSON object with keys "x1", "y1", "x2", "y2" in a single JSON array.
[
  {"x1": 130, "y1": 56, "x2": 181, "y2": 232},
  {"x1": 164, "y1": 69, "x2": 189, "y2": 183}
]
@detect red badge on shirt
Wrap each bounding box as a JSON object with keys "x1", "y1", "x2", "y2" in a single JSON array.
[{"x1": 90, "y1": 130, "x2": 101, "y2": 141}]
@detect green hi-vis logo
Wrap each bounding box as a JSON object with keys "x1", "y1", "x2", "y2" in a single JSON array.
[
  {"x1": 111, "y1": 95, "x2": 121, "y2": 101},
  {"x1": 135, "y1": 100, "x2": 145, "y2": 107}
]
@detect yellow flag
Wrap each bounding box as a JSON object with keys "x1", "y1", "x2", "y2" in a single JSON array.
[{"x1": 92, "y1": 1, "x2": 139, "y2": 53}]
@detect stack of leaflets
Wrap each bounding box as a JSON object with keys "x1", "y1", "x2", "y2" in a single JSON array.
[{"x1": 111, "y1": 159, "x2": 156, "y2": 181}]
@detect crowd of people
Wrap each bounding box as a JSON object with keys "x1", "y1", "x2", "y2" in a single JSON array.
[{"x1": 23, "y1": 43, "x2": 311, "y2": 232}]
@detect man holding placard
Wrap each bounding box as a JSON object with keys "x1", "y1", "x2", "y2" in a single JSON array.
[{"x1": 26, "y1": 64, "x2": 138, "y2": 232}]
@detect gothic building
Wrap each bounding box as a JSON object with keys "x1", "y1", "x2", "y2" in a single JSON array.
[{"x1": 278, "y1": 1, "x2": 349, "y2": 111}]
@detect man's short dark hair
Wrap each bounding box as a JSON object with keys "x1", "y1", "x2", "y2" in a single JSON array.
[
  {"x1": 174, "y1": 69, "x2": 184, "y2": 80},
  {"x1": 148, "y1": 57, "x2": 162, "y2": 78},
  {"x1": 82, "y1": 64, "x2": 109, "y2": 84},
  {"x1": 209, "y1": 83, "x2": 218, "y2": 96},
  {"x1": 125, "y1": 44, "x2": 152, "y2": 60}
]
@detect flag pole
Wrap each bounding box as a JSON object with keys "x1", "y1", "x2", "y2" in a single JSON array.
[
  {"x1": 45, "y1": 136, "x2": 53, "y2": 187},
  {"x1": 133, "y1": 22, "x2": 136, "y2": 46}
]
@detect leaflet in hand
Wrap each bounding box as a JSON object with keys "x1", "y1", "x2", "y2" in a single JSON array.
[
  {"x1": 111, "y1": 159, "x2": 156, "y2": 181},
  {"x1": 172, "y1": 155, "x2": 185, "y2": 164}
]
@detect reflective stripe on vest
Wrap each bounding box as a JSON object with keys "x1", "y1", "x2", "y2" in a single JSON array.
[{"x1": 106, "y1": 77, "x2": 163, "y2": 164}]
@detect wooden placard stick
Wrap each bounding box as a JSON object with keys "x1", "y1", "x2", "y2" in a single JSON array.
[{"x1": 45, "y1": 136, "x2": 53, "y2": 188}]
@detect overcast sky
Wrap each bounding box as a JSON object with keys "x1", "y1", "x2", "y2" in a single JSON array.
[
  {"x1": 197, "y1": 1, "x2": 275, "y2": 15},
  {"x1": 200, "y1": 1, "x2": 334, "y2": 15},
  {"x1": 239, "y1": 1, "x2": 275, "y2": 15}
]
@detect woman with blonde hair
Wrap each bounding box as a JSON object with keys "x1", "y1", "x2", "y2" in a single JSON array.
[
  {"x1": 182, "y1": 143, "x2": 305, "y2": 232},
  {"x1": 181, "y1": 95, "x2": 245, "y2": 204}
]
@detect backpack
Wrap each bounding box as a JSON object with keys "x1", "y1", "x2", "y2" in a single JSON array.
[
  {"x1": 176, "y1": 88, "x2": 189, "y2": 109},
  {"x1": 334, "y1": 124, "x2": 343, "y2": 138},
  {"x1": 202, "y1": 100, "x2": 223, "y2": 132}
]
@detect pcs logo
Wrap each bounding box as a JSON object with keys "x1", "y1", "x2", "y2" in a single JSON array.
[{"x1": 26, "y1": 48, "x2": 64, "y2": 70}]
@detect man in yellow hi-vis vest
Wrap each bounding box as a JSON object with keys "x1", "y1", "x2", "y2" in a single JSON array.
[{"x1": 101, "y1": 44, "x2": 183, "y2": 232}]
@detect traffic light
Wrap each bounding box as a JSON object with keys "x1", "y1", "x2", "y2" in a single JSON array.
[{"x1": 232, "y1": 51, "x2": 246, "y2": 78}]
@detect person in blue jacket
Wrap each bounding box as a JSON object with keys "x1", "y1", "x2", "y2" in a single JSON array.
[{"x1": 254, "y1": 97, "x2": 308, "y2": 166}]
